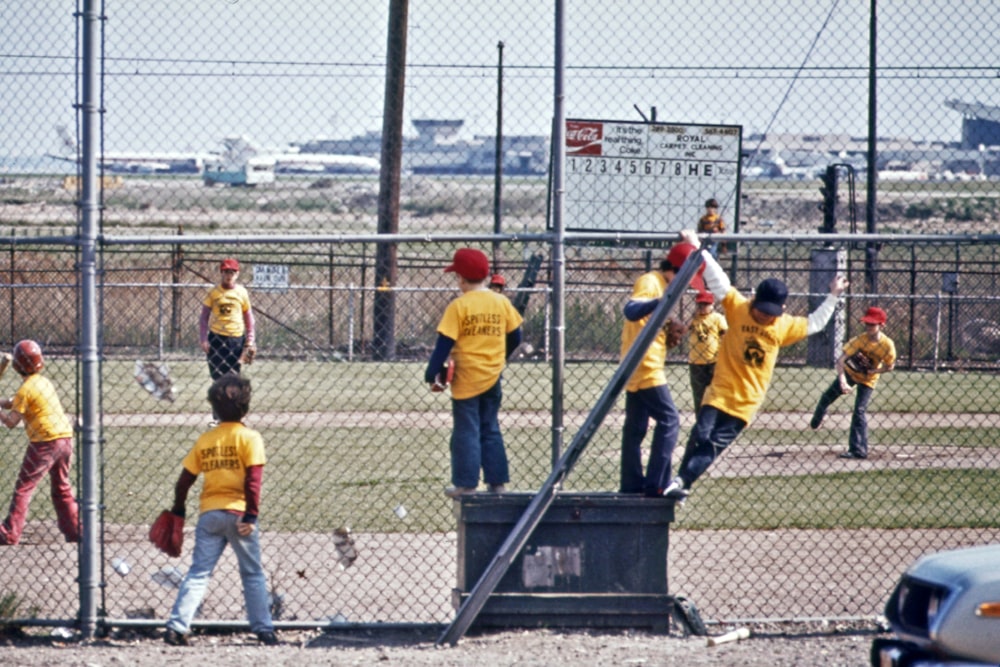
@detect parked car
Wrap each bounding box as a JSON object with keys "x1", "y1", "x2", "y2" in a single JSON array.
[{"x1": 872, "y1": 544, "x2": 1000, "y2": 666}]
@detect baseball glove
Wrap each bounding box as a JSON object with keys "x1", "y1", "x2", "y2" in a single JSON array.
[
  {"x1": 431, "y1": 358, "x2": 455, "y2": 393},
  {"x1": 844, "y1": 351, "x2": 873, "y2": 375},
  {"x1": 664, "y1": 319, "x2": 687, "y2": 349},
  {"x1": 149, "y1": 510, "x2": 184, "y2": 558}
]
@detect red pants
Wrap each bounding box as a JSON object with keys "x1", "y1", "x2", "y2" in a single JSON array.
[{"x1": 0, "y1": 437, "x2": 80, "y2": 545}]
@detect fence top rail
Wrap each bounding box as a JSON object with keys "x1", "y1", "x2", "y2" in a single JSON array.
[
  {"x1": 3, "y1": 231, "x2": 1000, "y2": 247},
  {"x1": 94, "y1": 231, "x2": 1000, "y2": 246}
]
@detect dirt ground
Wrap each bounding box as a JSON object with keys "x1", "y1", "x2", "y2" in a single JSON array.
[{"x1": 0, "y1": 620, "x2": 881, "y2": 666}]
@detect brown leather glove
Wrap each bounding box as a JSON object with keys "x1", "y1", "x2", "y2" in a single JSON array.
[{"x1": 149, "y1": 510, "x2": 184, "y2": 558}]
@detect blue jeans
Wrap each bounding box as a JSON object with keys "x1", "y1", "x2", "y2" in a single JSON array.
[
  {"x1": 676, "y1": 405, "x2": 747, "y2": 489},
  {"x1": 688, "y1": 363, "x2": 715, "y2": 412},
  {"x1": 207, "y1": 332, "x2": 244, "y2": 380},
  {"x1": 620, "y1": 384, "x2": 680, "y2": 495},
  {"x1": 815, "y1": 376, "x2": 875, "y2": 457},
  {"x1": 450, "y1": 381, "x2": 509, "y2": 488},
  {"x1": 167, "y1": 510, "x2": 274, "y2": 634}
]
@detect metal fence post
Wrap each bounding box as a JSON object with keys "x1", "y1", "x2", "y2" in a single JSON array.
[{"x1": 77, "y1": 0, "x2": 102, "y2": 639}]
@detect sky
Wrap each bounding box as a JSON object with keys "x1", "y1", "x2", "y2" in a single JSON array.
[{"x1": 3, "y1": 1, "x2": 999, "y2": 158}]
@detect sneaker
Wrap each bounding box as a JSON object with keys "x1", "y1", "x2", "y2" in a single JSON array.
[
  {"x1": 164, "y1": 628, "x2": 189, "y2": 646},
  {"x1": 839, "y1": 451, "x2": 866, "y2": 459},
  {"x1": 487, "y1": 484, "x2": 507, "y2": 493},
  {"x1": 443, "y1": 486, "x2": 477, "y2": 498},
  {"x1": 662, "y1": 478, "x2": 690, "y2": 500},
  {"x1": 257, "y1": 631, "x2": 279, "y2": 646}
]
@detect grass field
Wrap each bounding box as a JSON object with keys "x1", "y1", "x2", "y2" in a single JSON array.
[{"x1": 2, "y1": 358, "x2": 992, "y2": 535}]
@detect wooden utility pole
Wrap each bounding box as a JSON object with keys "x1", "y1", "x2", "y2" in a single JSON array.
[{"x1": 373, "y1": 0, "x2": 408, "y2": 360}]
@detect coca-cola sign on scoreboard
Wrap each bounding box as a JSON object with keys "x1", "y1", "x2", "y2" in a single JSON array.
[
  {"x1": 566, "y1": 121, "x2": 604, "y2": 156},
  {"x1": 560, "y1": 118, "x2": 743, "y2": 235}
]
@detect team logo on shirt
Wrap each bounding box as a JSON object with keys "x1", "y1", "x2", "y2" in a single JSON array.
[{"x1": 743, "y1": 337, "x2": 766, "y2": 367}]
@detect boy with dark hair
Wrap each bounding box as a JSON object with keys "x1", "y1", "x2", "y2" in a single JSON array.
[
  {"x1": 164, "y1": 373, "x2": 277, "y2": 646},
  {"x1": 697, "y1": 198, "x2": 727, "y2": 258},
  {"x1": 0, "y1": 340, "x2": 80, "y2": 545}
]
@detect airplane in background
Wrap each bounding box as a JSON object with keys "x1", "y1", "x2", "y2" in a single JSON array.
[
  {"x1": 47, "y1": 127, "x2": 379, "y2": 177},
  {"x1": 767, "y1": 151, "x2": 827, "y2": 180},
  {"x1": 221, "y1": 136, "x2": 380, "y2": 175},
  {"x1": 877, "y1": 159, "x2": 929, "y2": 181},
  {"x1": 47, "y1": 125, "x2": 214, "y2": 174},
  {"x1": 741, "y1": 148, "x2": 829, "y2": 180}
]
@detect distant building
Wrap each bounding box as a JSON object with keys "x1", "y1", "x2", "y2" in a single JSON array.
[
  {"x1": 944, "y1": 100, "x2": 1000, "y2": 149},
  {"x1": 298, "y1": 118, "x2": 549, "y2": 176},
  {"x1": 298, "y1": 105, "x2": 1000, "y2": 181}
]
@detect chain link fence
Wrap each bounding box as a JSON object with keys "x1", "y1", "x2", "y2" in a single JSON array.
[
  {"x1": 2, "y1": 235, "x2": 1000, "y2": 628},
  {"x1": 3, "y1": 0, "x2": 1000, "y2": 632}
]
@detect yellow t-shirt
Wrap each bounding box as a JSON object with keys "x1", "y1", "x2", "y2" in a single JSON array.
[
  {"x1": 182, "y1": 422, "x2": 267, "y2": 514},
  {"x1": 843, "y1": 332, "x2": 896, "y2": 389},
  {"x1": 698, "y1": 213, "x2": 725, "y2": 234},
  {"x1": 621, "y1": 271, "x2": 668, "y2": 392},
  {"x1": 12, "y1": 373, "x2": 73, "y2": 443},
  {"x1": 703, "y1": 288, "x2": 808, "y2": 423},
  {"x1": 688, "y1": 311, "x2": 728, "y2": 365},
  {"x1": 436, "y1": 289, "x2": 523, "y2": 400},
  {"x1": 203, "y1": 284, "x2": 252, "y2": 337}
]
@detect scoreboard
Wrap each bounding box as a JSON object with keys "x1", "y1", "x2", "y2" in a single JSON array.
[{"x1": 562, "y1": 118, "x2": 742, "y2": 234}]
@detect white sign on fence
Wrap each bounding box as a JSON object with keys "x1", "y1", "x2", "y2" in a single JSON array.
[
  {"x1": 562, "y1": 118, "x2": 742, "y2": 235},
  {"x1": 252, "y1": 264, "x2": 290, "y2": 293}
]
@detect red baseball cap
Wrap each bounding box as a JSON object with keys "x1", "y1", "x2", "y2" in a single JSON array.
[
  {"x1": 860, "y1": 306, "x2": 887, "y2": 325},
  {"x1": 444, "y1": 248, "x2": 490, "y2": 282},
  {"x1": 220, "y1": 258, "x2": 240, "y2": 271},
  {"x1": 664, "y1": 242, "x2": 706, "y2": 292},
  {"x1": 490, "y1": 274, "x2": 506, "y2": 287},
  {"x1": 695, "y1": 291, "x2": 714, "y2": 304}
]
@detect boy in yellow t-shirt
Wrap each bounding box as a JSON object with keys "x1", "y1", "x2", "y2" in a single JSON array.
[
  {"x1": 164, "y1": 373, "x2": 277, "y2": 647},
  {"x1": 200, "y1": 258, "x2": 256, "y2": 380},
  {"x1": 664, "y1": 234, "x2": 849, "y2": 501},
  {"x1": 619, "y1": 241, "x2": 706, "y2": 497},
  {"x1": 424, "y1": 248, "x2": 523, "y2": 498},
  {"x1": 687, "y1": 291, "x2": 727, "y2": 411},
  {"x1": 810, "y1": 306, "x2": 896, "y2": 459},
  {"x1": 697, "y1": 198, "x2": 727, "y2": 258},
  {"x1": 0, "y1": 340, "x2": 80, "y2": 545}
]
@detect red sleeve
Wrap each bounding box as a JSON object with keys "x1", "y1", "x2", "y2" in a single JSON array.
[
  {"x1": 243, "y1": 308, "x2": 256, "y2": 346},
  {"x1": 199, "y1": 306, "x2": 211, "y2": 345},
  {"x1": 171, "y1": 468, "x2": 198, "y2": 516},
  {"x1": 243, "y1": 465, "x2": 263, "y2": 519}
]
